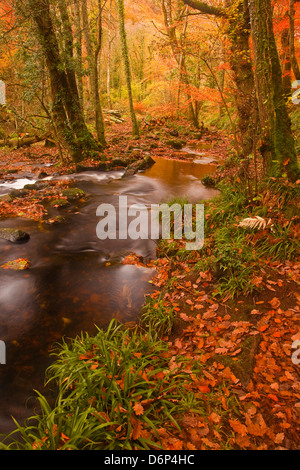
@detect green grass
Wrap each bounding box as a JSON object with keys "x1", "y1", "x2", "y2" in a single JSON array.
[
  {"x1": 141, "y1": 296, "x2": 176, "y2": 336},
  {"x1": 1, "y1": 315, "x2": 244, "y2": 450},
  {"x1": 0, "y1": 320, "x2": 205, "y2": 450}
]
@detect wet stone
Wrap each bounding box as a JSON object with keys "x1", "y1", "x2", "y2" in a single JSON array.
[{"x1": 0, "y1": 228, "x2": 30, "y2": 243}]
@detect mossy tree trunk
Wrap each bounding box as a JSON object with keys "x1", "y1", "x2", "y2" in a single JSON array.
[
  {"x1": 26, "y1": 0, "x2": 100, "y2": 163},
  {"x1": 81, "y1": 0, "x2": 106, "y2": 147},
  {"x1": 73, "y1": 0, "x2": 84, "y2": 108},
  {"x1": 248, "y1": 0, "x2": 300, "y2": 180},
  {"x1": 226, "y1": 0, "x2": 257, "y2": 157},
  {"x1": 117, "y1": 0, "x2": 140, "y2": 137}
]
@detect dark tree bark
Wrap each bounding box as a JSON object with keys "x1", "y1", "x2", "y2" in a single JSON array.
[
  {"x1": 280, "y1": 23, "x2": 292, "y2": 98},
  {"x1": 26, "y1": 0, "x2": 100, "y2": 163},
  {"x1": 248, "y1": 0, "x2": 299, "y2": 180},
  {"x1": 226, "y1": 0, "x2": 257, "y2": 157},
  {"x1": 289, "y1": 0, "x2": 300, "y2": 80}
]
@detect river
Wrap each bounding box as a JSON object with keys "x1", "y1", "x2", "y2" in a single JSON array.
[{"x1": 0, "y1": 151, "x2": 219, "y2": 435}]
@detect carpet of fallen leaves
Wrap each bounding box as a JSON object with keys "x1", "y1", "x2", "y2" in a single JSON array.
[{"x1": 149, "y1": 257, "x2": 300, "y2": 449}]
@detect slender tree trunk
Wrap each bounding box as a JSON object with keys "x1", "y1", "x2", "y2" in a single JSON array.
[
  {"x1": 116, "y1": 0, "x2": 139, "y2": 137},
  {"x1": 107, "y1": 0, "x2": 113, "y2": 109},
  {"x1": 27, "y1": 0, "x2": 99, "y2": 163},
  {"x1": 162, "y1": 0, "x2": 199, "y2": 127},
  {"x1": 248, "y1": 0, "x2": 299, "y2": 180},
  {"x1": 289, "y1": 0, "x2": 300, "y2": 80},
  {"x1": 81, "y1": 0, "x2": 106, "y2": 147},
  {"x1": 182, "y1": 0, "x2": 256, "y2": 153},
  {"x1": 73, "y1": 0, "x2": 84, "y2": 108},
  {"x1": 281, "y1": 24, "x2": 292, "y2": 98}
]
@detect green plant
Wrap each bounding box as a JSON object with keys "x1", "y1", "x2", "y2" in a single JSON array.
[
  {"x1": 141, "y1": 296, "x2": 175, "y2": 336},
  {"x1": 1, "y1": 320, "x2": 202, "y2": 450},
  {"x1": 258, "y1": 222, "x2": 300, "y2": 261}
]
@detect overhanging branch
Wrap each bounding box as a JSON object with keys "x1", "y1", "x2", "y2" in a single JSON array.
[{"x1": 182, "y1": 0, "x2": 226, "y2": 17}]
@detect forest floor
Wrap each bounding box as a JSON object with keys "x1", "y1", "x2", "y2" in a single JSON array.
[{"x1": 0, "y1": 119, "x2": 299, "y2": 450}]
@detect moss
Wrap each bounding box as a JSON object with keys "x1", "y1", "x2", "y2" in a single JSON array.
[
  {"x1": 61, "y1": 188, "x2": 86, "y2": 201},
  {"x1": 166, "y1": 139, "x2": 186, "y2": 150},
  {"x1": 50, "y1": 198, "x2": 70, "y2": 207}
]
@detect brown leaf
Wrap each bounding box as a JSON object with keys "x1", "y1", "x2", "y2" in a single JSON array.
[
  {"x1": 133, "y1": 403, "x2": 144, "y2": 416},
  {"x1": 229, "y1": 419, "x2": 248, "y2": 436},
  {"x1": 130, "y1": 416, "x2": 143, "y2": 440},
  {"x1": 268, "y1": 297, "x2": 280, "y2": 309}
]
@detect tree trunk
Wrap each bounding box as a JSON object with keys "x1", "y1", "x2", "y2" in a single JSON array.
[
  {"x1": 281, "y1": 24, "x2": 292, "y2": 98},
  {"x1": 226, "y1": 0, "x2": 257, "y2": 157},
  {"x1": 289, "y1": 0, "x2": 300, "y2": 80},
  {"x1": 162, "y1": 0, "x2": 199, "y2": 128},
  {"x1": 183, "y1": 0, "x2": 256, "y2": 152},
  {"x1": 81, "y1": 0, "x2": 106, "y2": 147},
  {"x1": 27, "y1": 0, "x2": 99, "y2": 163},
  {"x1": 106, "y1": 0, "x2": 113, "y2": 109},
  {"x1": 73, "y1": 0, "x2": 84, "y2": 108},
  {"x1": 248, "y1": 0, "x2": 299, "y2": 180},
  {"x1": 117, "y1": 0, "x2": 139, "y2": 137}
]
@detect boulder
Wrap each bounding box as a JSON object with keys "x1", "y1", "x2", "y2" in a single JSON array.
[
  {"x1": 123, "y1": 155, "x2": 155, "y2": 177},
  {"x1": 166, "y1": 139, "x2": 186, "y2": 150},
  {"x1": 0, "y1": 228, "x2": 30, "y2": 243}
]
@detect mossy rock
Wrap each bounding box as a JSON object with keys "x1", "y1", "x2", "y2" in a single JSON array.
[
  {"x1": 202, "y1": 175, "x2": 217, "y2": 187},
  {"x1": 23, "y1": 182, "x2": 49, "y2": 191},
  {"x1": 166, "y1": 139, "x2": 184, "y2": 150},
  {"x1": 61, "y1": 188, "x2": 86, "y2": 201},
  {"x1": 110, "y1": 157, "x2": 128, "y2": 167},
  {"x1": 50, "y1": 198, "x2": 70, "y2": 208},
  {"x1": 122, "y1": 155, "x2": 156, "y2": 177},
  {"x1": 0, "y1": 228, "x2": 30, "y2": 243},
  {"x1": 9, "y1": 189, "x2": 30, "y2": 200},
  {"x1": 169, "y1": 129, "x2": 179, "y2": 137},
  {"x1": 193, "y1": 132, "x2": 203, "y2": 140}
]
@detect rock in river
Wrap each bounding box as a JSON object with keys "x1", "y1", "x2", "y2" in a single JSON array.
[{"x1": 0, "y1": 228, "x2": 30, "y2": 243}]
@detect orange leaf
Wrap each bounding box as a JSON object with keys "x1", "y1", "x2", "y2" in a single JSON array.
[
  {"x1": 133, "y1": 403, "x2": 144, "y2": 416},
  {"x1": 259, "y1": 325, "x2": 269, "y2": 332},
  {"x1": 198, "y1": 385, "x2": 210, "y2": 393},
  {"x1": 267, "y1": 393, "x2": 279, "y2": 402},
  {"x1": 229, "y1": 419, "x2": 248, "y2": 436}
]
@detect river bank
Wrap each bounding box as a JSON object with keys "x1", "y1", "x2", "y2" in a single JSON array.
[{"x1": 0, "y1": 120, "x2": 299, "y2": 450}]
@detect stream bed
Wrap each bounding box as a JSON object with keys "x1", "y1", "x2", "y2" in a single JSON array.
[{"x1": 0, "y1": 152, "x2": 219, "y2": 435}]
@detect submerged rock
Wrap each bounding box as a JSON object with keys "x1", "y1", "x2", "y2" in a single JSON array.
[{"x1": 0, "y1": 228, "x2": 30, "y2": 243}]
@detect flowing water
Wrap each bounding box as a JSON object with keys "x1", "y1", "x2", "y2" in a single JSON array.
[{"x1": 0, "y1": 151, "x2": 219, "y2": 435}]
